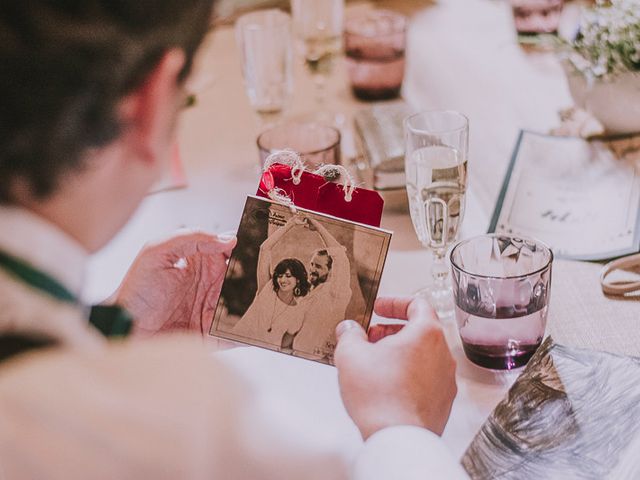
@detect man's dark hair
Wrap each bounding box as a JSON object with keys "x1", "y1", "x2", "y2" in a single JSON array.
[
  {"x1": 315, "y1": 249, "x2": 333, "y2": 270},
  {"x1": 0, "y1": 0, "x2": 215, "y2": 203},
  {"x1": 272, "y1": 258, "x2": 310, "y2": 297}
]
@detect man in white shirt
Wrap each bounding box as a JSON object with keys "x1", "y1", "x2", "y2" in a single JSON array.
[
  {"x1": 0, "y1": 0, "x2": 468, "y2": 478},
  {"x1": 293, "y1": 217, "x2": 353, "y2": 357}
]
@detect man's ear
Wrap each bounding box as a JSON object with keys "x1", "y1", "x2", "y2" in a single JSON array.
[{"x1": 119, "y1": 48, "x2": 186, "y2": 165}]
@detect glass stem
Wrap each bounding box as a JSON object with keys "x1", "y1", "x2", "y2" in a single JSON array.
[
  {"x1": 431, "y1": 249, "x2": 449, "y2": 287},
  {"x1": 313, "y1": 72, "x2": 327, "y2": 109}
]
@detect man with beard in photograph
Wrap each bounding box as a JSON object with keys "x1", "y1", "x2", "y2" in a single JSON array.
[{"x1": 293, "y1": 217, "x2": 352, "y2": 358}]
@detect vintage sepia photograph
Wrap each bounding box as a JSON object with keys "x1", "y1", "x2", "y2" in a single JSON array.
[{"x1": 209, "y1": 196, "x2": 391, "y2": 365}]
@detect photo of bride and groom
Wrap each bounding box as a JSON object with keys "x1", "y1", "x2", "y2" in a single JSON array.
[{"x1": 210, "y1": 196, "x2": 391, "y2": 364}]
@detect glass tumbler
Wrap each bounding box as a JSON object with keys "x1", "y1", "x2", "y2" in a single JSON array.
[
  {"x1": 257, "y1": 122, "x2": 341, "y2": 169},
  {"x1": 236, "y1": 10, "x2": 293, "y2": 123},
  {"x1": 344, "y1": 10, "x2": 406, "y2": 101},
  {"x1": 450, "y1": 234, "x2": 553, "y2": 370}
]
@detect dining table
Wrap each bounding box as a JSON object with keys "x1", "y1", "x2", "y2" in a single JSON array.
[{"x1": 84, "y1": 0, "x2": 640, "y2": 466}]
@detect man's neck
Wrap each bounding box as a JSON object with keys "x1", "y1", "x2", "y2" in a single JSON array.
[
  {"x1": 311, "y1": 281, "x2": 326, "y2": 291},
  {"x1": 14, "y1": 144, "x2": 154, "y2": 253},
  {"x1": 25, "y1": 201, "x2": 97, "y2": 253},
  {"x1": 0, "y1": 205, "x2": 88, "y2": 296}
]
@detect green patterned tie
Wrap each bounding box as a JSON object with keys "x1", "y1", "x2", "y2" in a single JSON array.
[{"x1": 0, "y1": 250, "x2": 132, "y2": 338}]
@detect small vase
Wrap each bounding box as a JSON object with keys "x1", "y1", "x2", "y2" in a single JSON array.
[{"x1": 563, "y1": 65, "x2": 640, "y2": 135}]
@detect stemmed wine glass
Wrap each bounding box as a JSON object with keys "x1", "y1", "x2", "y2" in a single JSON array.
[
  {"x1": 236, "y1": 9, "x2": 293, "y2": 127},
  {"x1": 290, "y1": 0, "x2": 344, "y2": 118},
  {"x1": 404, "y1": 111, "x2": 469, "y2": 318}
]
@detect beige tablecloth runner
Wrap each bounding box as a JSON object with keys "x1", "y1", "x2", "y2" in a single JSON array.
[{"x1": 548, "y1": 260, "x2": 640, "y2": 357}]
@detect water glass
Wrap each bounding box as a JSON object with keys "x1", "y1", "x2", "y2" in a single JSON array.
[
  {"x1": 344, "y1": 10, "x2": 406, "y2": 101},
  {"x1": 450, "y1": 234, "x2": 553, "y2": 370},
  {"x1": 236, "y1": 10, "x2": 293, "y2": 119},
  {"x1": 257, "y1": 122, "x2": 341, "y2": 169}
]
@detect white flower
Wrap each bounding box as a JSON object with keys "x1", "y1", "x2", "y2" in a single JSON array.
[{"x1": 565, "y1": 0, "x2": 640, "y2": 79}]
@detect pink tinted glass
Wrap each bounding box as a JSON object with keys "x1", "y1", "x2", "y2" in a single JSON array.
[
  {"x1": 450, "y1": 234, "x2": 553, "y2": 370},
  {"x1": 257, "y1": 122, "x2": 341, "y2": 169},
  {"x1": 344, "y1": 10, "x2": 406, "y2": 101}
]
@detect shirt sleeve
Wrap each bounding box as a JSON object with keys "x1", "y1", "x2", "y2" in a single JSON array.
[
  {"x1": 325, "y1": 245, "x2": 352, "y2": 302},
  {"x1": 0, "y1": 335, "x2": 467, "y2": 480},
  {"x1": 353, "y1": 426, "x2": 470, "y2": 480}
]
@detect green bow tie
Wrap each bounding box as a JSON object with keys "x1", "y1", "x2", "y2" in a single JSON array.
[{"x1": 0, "y1": 250, "x2": 132, "y2": 338}]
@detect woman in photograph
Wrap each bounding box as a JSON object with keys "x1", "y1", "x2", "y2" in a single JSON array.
[{"x1": 233, "y1": 217, "x2": 311, "y2": 350}]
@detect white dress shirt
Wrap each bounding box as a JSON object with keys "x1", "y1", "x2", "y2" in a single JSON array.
[{"x1": 0, "y1": 206, "x2": 469, "y2": 479}]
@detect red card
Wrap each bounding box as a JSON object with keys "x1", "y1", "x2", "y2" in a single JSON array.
[{"x1": 257, "y1": 164, "x2": 384, "y2": 227}]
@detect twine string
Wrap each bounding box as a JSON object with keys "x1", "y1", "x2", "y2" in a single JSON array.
[
  {"x1": 263, "y1": 150, "x2": 306, "y2": 212},
  {"x1": 314, "y1": 164, "x2": 356, "y2": 202},
  {"x1": 263, "y1": 149, "x2": 304, "y2": 175},
  {"x1": 263, "y1": 151, "x2": 356, "y2": 206}
]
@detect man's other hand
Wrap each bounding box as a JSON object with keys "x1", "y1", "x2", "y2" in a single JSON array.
[
  {"x1": 114, "y1": 232, "x2": 236, "y2": 337},
  {"x1": 334, "y1": 297, "x2": 457, "y2": 440}
]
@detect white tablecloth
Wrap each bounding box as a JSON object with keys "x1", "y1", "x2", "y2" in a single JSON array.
[{"x1": 84, "y1": 0, "x2": 639, "y2": 465}]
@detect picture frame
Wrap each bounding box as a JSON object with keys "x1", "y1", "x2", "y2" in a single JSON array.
[{"x1": 209, "y1": 196, "x2": 392, "y2": 365}]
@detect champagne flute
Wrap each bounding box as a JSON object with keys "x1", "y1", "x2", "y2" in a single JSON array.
[
  {"x1": 290, "y1": 0, "x2": 344, "y2": 116},
  {"x1": 404, "y1": 111, "x2": 469, "y2": 318}
]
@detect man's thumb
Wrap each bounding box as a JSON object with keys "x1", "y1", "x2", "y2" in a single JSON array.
[{"x1": 335, "y1": 320, "x2": 367, "y2": 343}]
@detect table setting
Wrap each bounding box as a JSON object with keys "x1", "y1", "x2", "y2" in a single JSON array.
[{"x1": 83, "y1": 0, "x2": 639, "y2": 477}]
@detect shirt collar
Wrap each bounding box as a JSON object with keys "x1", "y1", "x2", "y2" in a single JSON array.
[{"x1": 0, "y1": 206, "x2": 88, "y2": 298}]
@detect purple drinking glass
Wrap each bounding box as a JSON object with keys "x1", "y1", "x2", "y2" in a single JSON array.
[
  {"x1": 344, "y1": 10, "x2": 406, "y2": 101},
  {"x1": 257, "y1": 122, "x2": 341, "y2": 169},
  {"x1": 450, "y1": 234, "x2": 553, "y2": 370}
]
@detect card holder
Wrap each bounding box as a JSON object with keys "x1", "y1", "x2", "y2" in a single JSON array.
[{"x1": 256, "y1": 152, "x2": 385, "y2": 227}]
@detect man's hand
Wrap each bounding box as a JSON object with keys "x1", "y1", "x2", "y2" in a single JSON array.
[
  {"x1": 114, "y1": 232, "x2": 236, "y2": 337},
  {"x1": 334, "y1": 297, "x2": 457, "y2": 440},
  {"x1": 366, "y1": 323, "x2": 404, "y2": 343}
]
